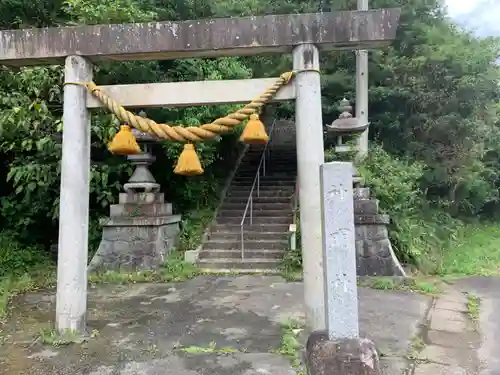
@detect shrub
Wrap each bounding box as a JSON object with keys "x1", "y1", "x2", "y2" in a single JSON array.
[
  {"x1": 0, "y1": 231, "x2": 51, "y2": 278},
  {"x1": 358, "y1": 145, "x2": 462, "y2": 270}
]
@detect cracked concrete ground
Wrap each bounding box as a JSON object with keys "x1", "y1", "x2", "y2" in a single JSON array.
[{"x1": 0, "y1": 275, "x2": 431, "y2": 375}]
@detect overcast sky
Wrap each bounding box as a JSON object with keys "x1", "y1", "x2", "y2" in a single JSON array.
[
  {"x1": 445, "y1": 0, "x2": 500, "y2": 36},
  {"x1": 445, "y1": 0, "x2": 478, "y2": 17}
]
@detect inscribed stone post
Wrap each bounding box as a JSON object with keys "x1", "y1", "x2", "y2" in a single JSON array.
[
  {"x1": 320, "y1": 161, "x2": 359, "y2": 339},
  {"x1": 305, "y1": 162, "x2": 381, "y2": 375}
]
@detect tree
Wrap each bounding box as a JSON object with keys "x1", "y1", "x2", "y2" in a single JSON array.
[{"x1": 0, "y1": 0, "x2": 251, "y2": 248}]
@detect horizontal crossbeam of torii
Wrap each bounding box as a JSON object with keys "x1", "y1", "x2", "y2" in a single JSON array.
[
  {"x1": 0, "y1": 9, "x2": 400, "y2": 335},
  {"x1": 0, "y1": 10, "x2": 399, "y2": 66}
]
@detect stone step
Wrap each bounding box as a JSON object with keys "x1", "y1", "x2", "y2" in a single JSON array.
[
  {"x1": 208, "y1": 231, "x2": 287, "y2": 241},
  {"x1": 197, "y1": 258, "x2": 282, "y2": 270},
  {"x1": 234, "y1": 172, "x2": 296, "y2": 178},
  {"x1": 254, "y1": 170, "x2": 297, "y2": 176},
  {"x1": 239, "y1": 157, "x2": 295, "y2": 162},
  {"x1": 223, "y1": 196, "x2": 292, "y2": 204},
  {"x1": 244, "y1": 151, "x2": 295, "y2": 155},
  {"x1": 221, "y1": 202, "x2": 291, "y2": 210},
  {"x1": 199, "y1": 267, "x2": 281, "y2": 274},
  {"x1": 247, "y1": 166, "x2": 296, "y2": 172},
  {"x1": 228, "y1": 185, "x2": 295, "y2": 192},
  {"x1": 243, "y1": 156, "x2": 297, "y2": 162},
  {"x1": 216, "y1": 216, "x2": 292, "y2": 224},
  {"x1": 239, "y1": 159, "x2": 296, "y2": 164},
  {"x1": 203, "y1": 239, "x2": 288, "y2": 250},
  {"x1": 226, "y1": 190, "x2": 294, "y2": 198},
  {"x1": 199, "y1": 249, "x2": 284, "y2": 260},
  {"x1": 231, "y1": 180, "x2": 296, "y2": 187},
  {"x1": 218, "y1": 209, "x2": 293, "y2": 218},
  {"x1": 233, "y1": 173, "x2": 296, "y2": 180},
  {"x1": 242, "y1": 155, "x2": 295, "y2": 160},
  {"x1": 241, "y1": 154, "x2": 295, "y2": 159},
  {"x1": 233, "y1": 174, "x2": 296, "y2": 180},
  {"x1": 211, "y1": 223, "x2": 290, "y2": 232},
  {"x1": 236, "y1": 166, "x2": 297, "y2": 172}
]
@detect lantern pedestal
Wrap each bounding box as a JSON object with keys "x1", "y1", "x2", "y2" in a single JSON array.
[
  {"x1": 354, "y1": 188, "x2": 405, "y2": 276},
  {"x1": 88, "y1": 124, "x2": 181, "y2": 272},
  {"x1": 88, "y1": 192, "x2": 181, "y2": 272}
]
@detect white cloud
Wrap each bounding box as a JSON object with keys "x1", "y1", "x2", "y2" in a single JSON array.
[
  {"x1": 445, "y1": 0, "x2": 500, "y2": 36},
  {"x1": 445, "y1": 0, "x2": 479, "y2": 17}
]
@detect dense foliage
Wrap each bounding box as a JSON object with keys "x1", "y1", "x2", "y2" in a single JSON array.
[{"x1": 0, "y1": 0, "x2": 499, "y2": 274}]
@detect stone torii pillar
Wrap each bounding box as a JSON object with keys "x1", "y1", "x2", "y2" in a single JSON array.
[
  {"x1": 56, "y1": 56, "x2": 93, "y2": 332},
  {"x1": 293, "y1": 44, "x2": 326, "y2": 331},
  {"x1": 356, "y1": 0, "x2": 370, "y2": 157}
]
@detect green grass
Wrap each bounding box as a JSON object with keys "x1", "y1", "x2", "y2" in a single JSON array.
[
  {"x1": 438, "y1": 222, "x2": 500, "y2": 276},
  {"x1": 357, "y1": 276, "x2": 442, "y2": 295},
  {"x1": 281, "y1": 269, "x2": 303, "y2": 282},
  {"x1": 38, "y1": 327, "x2": 82, "y2": 347},
  {"x1": 406, "y1": 335, "x2": 426, "y2": 362},
  {"x1": 177, "y1": 341, "x2": 242, "y2": 354},
  {"x1": 88, "y1": 252, "x2": 200, "y2": 284},
  {"x1": 272, "y1": 319, "x2": 305, "y2": 374},
  {"x1": 178, "y1": 208, "x2": 216, "y2": 252},
  {"x1": 466, "y1": 293, "x2": 480, "y2": 321},
  {"x1": 0, "y1": 266, "x2": 56, "y2": 321}
]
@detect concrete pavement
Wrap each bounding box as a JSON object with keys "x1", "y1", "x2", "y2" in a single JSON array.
[
  {"x1": 0, "y1": 275, "x2": 430, "y2": 375},
  {"x1": 1, "y1": 275, "x2": 499, "y2": 375}
]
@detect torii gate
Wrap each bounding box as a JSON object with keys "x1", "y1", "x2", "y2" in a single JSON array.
[{"x1": 0, "y1": 10, "x2": 400, "y2": 334}]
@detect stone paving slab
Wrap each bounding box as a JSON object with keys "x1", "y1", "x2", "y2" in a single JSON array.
[
  {"x1": 413, "y1": 363, "x2": 467, "y2": 375},
  {"x1": 413, "y1": 283, "x2": 484, "y2": 375},
  {"x1": 452, "y1": 277, "x2": 500, "y2": 375},
  {"x1": 0, "y1": 276, "x2": 431, "y2": 375}
]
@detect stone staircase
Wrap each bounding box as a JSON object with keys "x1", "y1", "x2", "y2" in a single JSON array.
[{"x1": 198, "y1": 145, "x2": 297, "y2": 271}]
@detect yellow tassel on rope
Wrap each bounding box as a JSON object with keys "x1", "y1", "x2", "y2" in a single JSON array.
[
  {"x1": 174, "y1": 143, "x2": 204, "y2": 176},
  {"x1": 108, "y1": 125, "x2": 141, "y2": 155},
  {"x1": 240, "y1": 114, "x2": 269, "y2": 145}
]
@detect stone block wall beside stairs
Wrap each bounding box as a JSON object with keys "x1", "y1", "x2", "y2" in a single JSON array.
[
  {"x1": 354, "y1": 187, "x2": 406, "y2": 276},
  {"x1": 197, "y1": 145, "x2": 297, "y2": 272}
]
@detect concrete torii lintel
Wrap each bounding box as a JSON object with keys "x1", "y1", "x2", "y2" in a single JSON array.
[
  {"x1": 0, "y1": 9, "x2": 401, "y2": 66},
  {"x1": 85, "y1": 78, "x2": 296, "y2": 108}
]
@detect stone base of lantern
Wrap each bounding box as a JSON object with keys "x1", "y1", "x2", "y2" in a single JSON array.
[
  {"x1": 88, "y1": 192, "x2": 181, "y2": 272},
  {"x1": 354, "y1": 187, "x2": 406, "y2": 276}
]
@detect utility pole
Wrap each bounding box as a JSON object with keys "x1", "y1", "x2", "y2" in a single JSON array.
[{"x1": 356, "y1": 0, "x2": 369, "y2": 157}]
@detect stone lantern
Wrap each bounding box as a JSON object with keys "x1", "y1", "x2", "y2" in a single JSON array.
[
  {"x1": 326, "y1": 98, "x2": 368, "y2": 155},
  {"x1": 325, "y1": 98, "x2": 368, "y2": 186},
  {"x1": 88, "y1": 111, "x2": 181, "y2": 273},
  {"x1": 124, "y1": 110, "x2": 160, "y2": 193},
  {"x1": 326, "y1": 98, "x2": 405, "y2": 277}
]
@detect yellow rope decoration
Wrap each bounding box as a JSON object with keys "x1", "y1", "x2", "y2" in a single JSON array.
[{"x1": 66, "y1": 71, "x2": 295, "y2": 175}]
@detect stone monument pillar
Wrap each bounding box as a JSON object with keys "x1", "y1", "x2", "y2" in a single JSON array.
[
  {"x1": 89, "y1": 115, "x2": 181, "y2": 272},
  {"x1": 326, "y1": 99, "x2": 405, "y2": 277}
]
